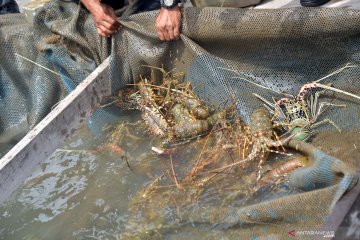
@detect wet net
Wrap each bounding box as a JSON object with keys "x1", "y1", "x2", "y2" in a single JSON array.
[{"x1": 1, "y1": 1, "x2": 360, "y2": 239}]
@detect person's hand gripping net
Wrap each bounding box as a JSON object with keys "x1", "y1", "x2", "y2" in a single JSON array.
[
  {"x1": 81, "y1": 0, "x2": 121, "y2": 37},
  {"x1": 92, "y1": 3, "x2": 121, "y2": 37},
  {"x1": 156, "y1": 6, "x2": 181, "y2": 41}
]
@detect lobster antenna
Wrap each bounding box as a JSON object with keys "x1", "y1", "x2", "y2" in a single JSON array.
[
  {"x1": 315, "y1": 83, "x2": 360, "y2": 101},
  {"x1": 15, "y1": 53, "x2": 62, "y2": 77},
  {"x1": 314, "y1": 63, "x2": 356, "y2": 83},
  {"x1": 218, "y1": 67, "x2": 292, "y2": 96}
]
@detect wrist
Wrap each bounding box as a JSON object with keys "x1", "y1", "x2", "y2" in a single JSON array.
[
  {"x1": 160, "y1": 0, "x2": 180, "y2": 9},
  {"x1": 161, "y1": 5, "x2": 180, "y2": 12}
]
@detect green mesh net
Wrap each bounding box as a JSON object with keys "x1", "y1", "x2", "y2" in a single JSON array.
[{"x1": 0, "y1": 1, "x2": 360, "y2": 239}]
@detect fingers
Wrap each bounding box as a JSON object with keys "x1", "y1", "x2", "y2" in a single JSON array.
[
  {"x1": 97, "y1": 14, "x2": 121, "y2": 36},
  {"x1": 100, "y1": 20, "x2": 120, "y2": 31},
  {"x1": 156, "y1": 26, "x2": 172, "y2": 41},
  {"x1": 114, "y1": 21, "x2": 121, "y2": 31},
  {"x1": 161, "y1": 25, "x2": 170, "y2": 41},
  {"x1": 156, "y1": 28, "x2": 165, "y2": 41},
  {"x1": 96, "y1": 21, "x2": 121, "y2": 37},
  {"x1": 93, "y1": 3, "x2": 121, "y2": 37},
  {"x1": 167, "y1": 24, "x2": 175, "y2": 41},
  {"x1": 102, "y1": 6, "x2": 120, "y2": 28},
  {"x1": 156, "y1": 7, "x2": 181, "y2": 41},
  {"x1": 157, "y1": 25, "x2": 179, "y2": 41},
  {"x1": 97, "y1": 24, "x2": 114, "y2": 37},
  {"x1": 156, "y1": 16, "x2": 165, "y2": 41},
  {"x1": 97, "y1": 26, "x2": 121, "y2": 37},
  {"x1": 156, "y1": 18, "x2": 176, "y2": 41},
  {"x1": 173, "y1": 24, "x2": 180, "y2": 40},
  {"x1": 96, "y1": 22, "x2": 120, "y2": 37}
]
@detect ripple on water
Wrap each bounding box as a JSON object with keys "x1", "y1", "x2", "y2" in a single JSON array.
[{"x1": 17, "y1": 148, "x2": 97, "y2": 223}]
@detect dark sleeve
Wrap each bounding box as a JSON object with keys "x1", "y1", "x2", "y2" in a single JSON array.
[
  {"x1": 101, "y1": 0, "x2": 125, "y2": 10},
  {"x1": 115, "y1": 0, "x2": 160, "y2": 17},
  {"x1": 115, "y1": 0, "x2": 141, "y2": 16},
  {"x1": 0, "y1": 0, "x2": 13, "y2": 7}
]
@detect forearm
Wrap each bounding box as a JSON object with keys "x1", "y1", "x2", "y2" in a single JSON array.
[
  {"x1": 80, "y1": 0, "x2": 120, "y2": 37},
  {"x1": 80, "y1": 0, "x2": 101, "y2": 14}
]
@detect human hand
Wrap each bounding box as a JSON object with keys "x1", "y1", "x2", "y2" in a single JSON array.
[
  {"x1": 156, "y1": 6, "x2": 181, "y2": 41},
  {"x1": 91, "y1": 3, "x2": 121, "y2": 37}
]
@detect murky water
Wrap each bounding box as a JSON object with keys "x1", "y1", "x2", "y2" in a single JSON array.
[{"x1": 0, "y1": 111, "x2": 357, "y2": 240}]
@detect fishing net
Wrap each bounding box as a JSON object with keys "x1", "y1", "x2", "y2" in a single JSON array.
[{"x1": 1, "y1": 1, "x2": 360, "y2": 239}]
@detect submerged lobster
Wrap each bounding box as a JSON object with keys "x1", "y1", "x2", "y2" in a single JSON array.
[
  {"x1": 247, "y1": 108, "x2": 284, "y2": 167},
  {"x1": 137, "y1": 80, "x2": 170, "y2": 137},
  {"x1": 209, "y1": 108, "x2": 287, "y2": 179},
  {"x1": 254, "y1": 86, "x2": 345, "y2": 142},
  {"x1": 245, "y1": 108, "x2": 289, "y2": 179},
  {"x1": 116, "y1": 70, "x2": 228, "y2": 146},
  {"x1": 252, "y1": 64, "x2": 360, "y2": 141}
]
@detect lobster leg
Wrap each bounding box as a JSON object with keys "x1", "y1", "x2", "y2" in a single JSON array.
[{"x1": 311, "y1": 118, "x2": 342, "y2": 133}]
